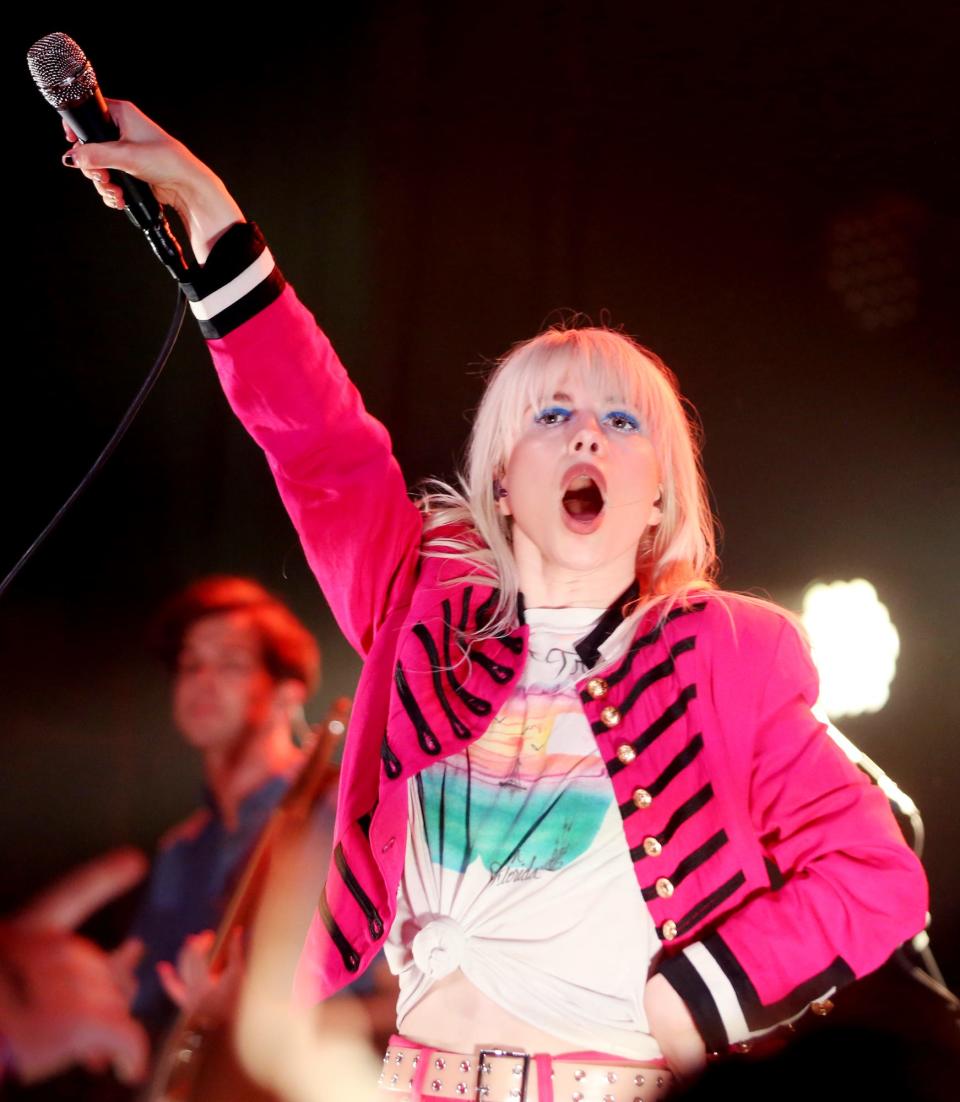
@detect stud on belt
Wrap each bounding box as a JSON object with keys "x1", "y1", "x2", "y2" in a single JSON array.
[{"x1": 379, "y1": 1041, "x2": 674, "y2": 1101}]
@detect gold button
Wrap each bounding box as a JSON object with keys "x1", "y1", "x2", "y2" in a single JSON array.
[
  {"x1": 662, "y1": 919, "x2": 678, "y2": 940},
  {"x1": 616, "y1": 744, "x2": 636, "y2": 764},
  {"x1": 632, "y1": 787, "x2": 653, "y2": 809},
  {"x1": 643, "y1": 836, "x2": 662, "y2": 857},
  {"x1": 733, "y1": 1041, "x2": 752, "y2": 1054},
  {"x1": 655, "y1": 877, "x2": 674, "y2": 898},
  {"x1": 810, "y1": 998, "x2": 834, "y2": 1017},
  {"x1": 600, "y1": 705, "x2": 621, "y2": 728},
  {"x1": 586, "y1": 677, "x2": 608, "y2": 699}
]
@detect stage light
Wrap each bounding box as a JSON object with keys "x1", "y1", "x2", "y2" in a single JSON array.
[
  {"x1": 801, "y1": 578, "x2": 899, "y2": 718},
  {"x1": 824, "y1": 194, "x2": 926, "y2": 331}
]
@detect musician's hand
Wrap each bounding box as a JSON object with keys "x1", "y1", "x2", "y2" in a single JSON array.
[
  {"x1": 644, "y1": 972, "x2": 708, "y2": 1081},
  {"x1": 60, "y1": 100, "x2": 244, "y2": 263},
  {"x1": 0, "y1": 848, "x2": 149, "y2": 1085},
  {"x1": 156, "y1": 927, "x2": 244, "y2": 1028}
]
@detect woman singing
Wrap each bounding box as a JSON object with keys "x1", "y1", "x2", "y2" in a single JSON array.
[{"x1": 65, "y1": 102, "x2": 927, "y2": 1100}]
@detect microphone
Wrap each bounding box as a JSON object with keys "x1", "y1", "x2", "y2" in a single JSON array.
[{"x1": 27, "y1": 32, "x2": 194, "y2": 282}]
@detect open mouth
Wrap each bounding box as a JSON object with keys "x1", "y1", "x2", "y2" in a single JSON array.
[{"x1": 562, "y1": 475, "x2": 605, "y2": 521}]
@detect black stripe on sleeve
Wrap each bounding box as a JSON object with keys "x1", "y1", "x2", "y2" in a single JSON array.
[
  {"x1": 179, "y1": 221, "x2": 267, "y2": 299},
  {"x1": 703, "y1": 933, "x2": 856, "y2": 1029},
  {"x1": 655, "y1": 951, "x2": 729, "y2": 1052},
  {"x1": 196, "y1": 266, "x2": 286, "y2": 339}
]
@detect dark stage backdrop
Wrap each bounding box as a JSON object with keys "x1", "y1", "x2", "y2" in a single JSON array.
[{"x1": 5, "y1": 0, "x2": 958, "y2": 996}]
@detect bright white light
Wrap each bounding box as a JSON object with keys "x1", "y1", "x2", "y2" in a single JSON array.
[{"x1": 801, "y1": 578, "x2": 899, "y2": 718}]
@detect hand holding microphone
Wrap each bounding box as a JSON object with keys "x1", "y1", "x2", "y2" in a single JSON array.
[
  {"x1": 27, "y1": 33, "x2": 244, "y2": 268},
  {"x1": 59, "y1": 98, "x2": 245, "y2": 267}
]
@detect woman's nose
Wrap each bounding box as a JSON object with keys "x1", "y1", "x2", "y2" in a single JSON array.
[{"x1": 570, "y1": 415, "x2": 603, "y2": 454}]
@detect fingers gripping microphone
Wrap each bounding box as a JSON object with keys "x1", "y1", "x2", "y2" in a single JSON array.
[{"x1": 27, "y1": 32, "x2": 194, "y2": 282}]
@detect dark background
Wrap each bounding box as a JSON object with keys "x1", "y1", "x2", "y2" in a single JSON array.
[{"x1": 5, "y1": 0, "x2": 958, "y2": 1002}]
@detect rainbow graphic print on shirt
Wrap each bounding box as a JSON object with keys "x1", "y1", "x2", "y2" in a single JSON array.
[{"x1": 415, "y1": 625, "x2": 618, "y2": 880}]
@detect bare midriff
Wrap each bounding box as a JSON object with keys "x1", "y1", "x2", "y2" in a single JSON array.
[{"x1": 399, "y1": 970, "x2": 591, "y2": 1055}]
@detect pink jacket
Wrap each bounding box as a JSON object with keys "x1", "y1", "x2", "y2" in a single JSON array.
[{"x1": 192, "y1": 223, "x2": 927, "y2": 1051}]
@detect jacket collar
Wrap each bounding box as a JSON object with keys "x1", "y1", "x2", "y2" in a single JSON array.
[{"x1": 515, "y1": 579, "x2": 641, "y2": 670}]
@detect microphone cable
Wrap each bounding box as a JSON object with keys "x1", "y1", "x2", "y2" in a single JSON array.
[{"x1": 0, "y1": 286, "x2": 188, "y2": 600}]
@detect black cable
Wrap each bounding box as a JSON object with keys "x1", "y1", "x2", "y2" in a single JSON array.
[{"x1": 0, "y1": 286, "x2": 188, "y2": 600}]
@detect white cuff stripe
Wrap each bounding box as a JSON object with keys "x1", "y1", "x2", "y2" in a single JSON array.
[
  {"x1": 684, "y1": 941, "x2": 750, "y2": 1044},
  {"x1": 684, "y1": 943, "x2": 837, "y2": 1044},
  {"x1": 189, "y1": 248, "x2": 276, "y2": 321}
]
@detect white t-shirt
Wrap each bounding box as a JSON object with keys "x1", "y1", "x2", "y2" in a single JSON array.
[{"x1": 385, "y1": 606, "x2": 663, "y2": 1058}]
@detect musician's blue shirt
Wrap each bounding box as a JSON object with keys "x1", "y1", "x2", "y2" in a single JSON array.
[{"x1": 130, "y1": 774, "x2": 294, "y2": 1036}]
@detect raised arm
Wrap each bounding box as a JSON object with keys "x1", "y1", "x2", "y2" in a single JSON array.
[{"x1": 65, "y1": 103, "x2": 423, "y2": 653}]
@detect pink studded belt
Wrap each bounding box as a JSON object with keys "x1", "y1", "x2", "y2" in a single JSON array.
[{"x1": 376, "y1": 1037, "x2": 675, "y2": 1102}]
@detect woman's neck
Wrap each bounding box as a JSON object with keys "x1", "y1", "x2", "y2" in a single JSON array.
[{"x1": 511, "y1": 531, "x2": 638, "y2": 610}]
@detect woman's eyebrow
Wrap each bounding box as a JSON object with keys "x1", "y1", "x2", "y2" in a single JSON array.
[{"x1": 545, "y1": 391, "x2": 632, "y2": 404}]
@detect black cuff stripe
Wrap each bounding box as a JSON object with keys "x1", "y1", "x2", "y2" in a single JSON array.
[
  {"x1": 179, "y1": 220, "x2": 268, "y2": 300},
  {"x1": 196, "y1": 266, "x2": 286, "y2": 339},
  {"x1": 704, "y1": 933, "x2": 856, "y2": 1028},
  {"x1": 656, "y1": 952, "x2": 728, "y2": 1052}
]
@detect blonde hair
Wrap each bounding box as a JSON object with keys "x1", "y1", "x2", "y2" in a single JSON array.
[{"x1": 420, "y1": 325, "x2": 718, "y2": 638}]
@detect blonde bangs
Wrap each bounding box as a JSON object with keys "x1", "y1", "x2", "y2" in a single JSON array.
[{"x1": 423, "y1": 325, "x2": 718, "y2": 641}]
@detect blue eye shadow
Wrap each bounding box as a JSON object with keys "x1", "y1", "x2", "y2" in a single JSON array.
[
  {"x1": 604, "y1": 410, "x2": 642, "y2": 431},
  {"x1": 534, "y1": 405, "x2": 572, "y2": 424}
]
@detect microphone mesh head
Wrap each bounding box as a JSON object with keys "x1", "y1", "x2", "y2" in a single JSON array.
[{"x1": 27, "y1": 32, "x2": 98, "y2": 110}]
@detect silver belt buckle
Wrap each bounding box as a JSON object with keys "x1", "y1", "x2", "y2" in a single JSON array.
[{"x1": 476, "y1": 1049, "x2": 531, "y2": 1100}]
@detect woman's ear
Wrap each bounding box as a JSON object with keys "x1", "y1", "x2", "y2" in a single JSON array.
[
  {"x1": 647, "y1": 484, "x2": 664, "y2": 528},
  {"x1": 494, "y1": 476, "x2": 512, "y2": 517}
]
